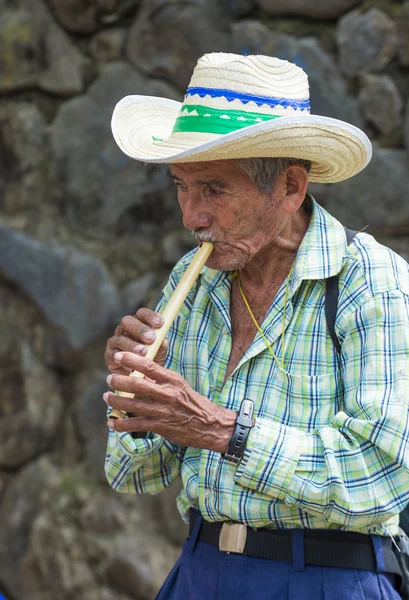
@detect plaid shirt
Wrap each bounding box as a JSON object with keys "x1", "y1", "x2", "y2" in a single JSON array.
[{"x1": 105, "y1": 197, "x2": 409, "y2": 535}]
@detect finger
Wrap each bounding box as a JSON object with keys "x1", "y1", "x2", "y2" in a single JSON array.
[
  {"x1": 135, "y1": 308, "x2": 163, "y2": 329},
  {"x1": 103, "y1": 391, "x2": 138, "y2": 413},
  {"x1": 110, "y1": 335, "x2": 147, "y2": 354},
  {"x1": 106, "y1": 372, "x2": 174, "y2": 401},
  {"x1": 108, "y1": 366, "x2": 132, "y2": 376},
  {"x1": 113, "y1": 352, "x2": 177, "y2": 384},
  {"x1": 119, "y1": 315, "x2": 158, "y2": 345},
  {"x1": 107, "y1": 415, "x2": 153, "y2": 433},
  {"x1": 104, "y1": 392, "x2": 162, "y2": 422}
]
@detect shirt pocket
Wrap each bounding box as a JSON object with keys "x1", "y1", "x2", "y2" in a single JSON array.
[{"x1": 261, "y1": 366, "x2": 343, "y2": 432}]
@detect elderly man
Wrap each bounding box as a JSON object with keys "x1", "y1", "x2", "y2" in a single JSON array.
[{"x1": 104, "y1": 53, "x2": 409, "y2": 599}]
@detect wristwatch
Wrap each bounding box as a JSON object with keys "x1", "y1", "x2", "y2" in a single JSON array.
[{"x1": 223, "y1": 398, "x2": 255, "y2": 464}]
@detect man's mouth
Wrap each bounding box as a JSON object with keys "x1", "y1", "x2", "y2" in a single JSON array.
[{"x1": 191, "y1": 231, "x2": 217, "y2": 244}]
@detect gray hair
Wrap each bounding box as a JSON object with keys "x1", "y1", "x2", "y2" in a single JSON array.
[{"x1": 234, "y1": 157, "x2": 312, "y2": 194}]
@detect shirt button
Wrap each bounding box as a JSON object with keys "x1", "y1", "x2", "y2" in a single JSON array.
[{"x1": 204, "y1": 489, "x2": 212, "y2": 499}]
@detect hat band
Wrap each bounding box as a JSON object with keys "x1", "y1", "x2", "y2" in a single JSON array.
[
  {"x1": 186, "y1": 86, "x2": 311, "y2": 111},
  {"x1": 172, "y1": 104, "x2": 282, "y2": 135}
]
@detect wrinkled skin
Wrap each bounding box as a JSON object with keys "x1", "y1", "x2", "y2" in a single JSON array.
[
  {"x1": 104, "y1": 159, "x2": 309, "y2": 452},
  {"x1": 104, "y1": 352, "x2": 236, "y2": 451}
]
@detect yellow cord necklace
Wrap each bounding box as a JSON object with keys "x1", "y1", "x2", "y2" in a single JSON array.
[{"x1": 234, "y1": 263, "x2": 294, "y2": 370}]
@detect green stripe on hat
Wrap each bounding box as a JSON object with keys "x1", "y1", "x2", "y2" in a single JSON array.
[{"x1": 172, "y1": 104, "x2": 281, "y2": 135}]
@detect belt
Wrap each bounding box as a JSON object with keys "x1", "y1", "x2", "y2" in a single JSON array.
[{"x1": 189, "y1": 509, "x2": 402, "y2": 575}]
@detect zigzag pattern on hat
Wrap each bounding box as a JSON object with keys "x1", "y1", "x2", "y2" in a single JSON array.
[
  {"x1": 186, "y1": 87, "x2": 310, "y2": 111},
  {"x1": 173, "y1": 104, "x2": 282, "y2": 135}
]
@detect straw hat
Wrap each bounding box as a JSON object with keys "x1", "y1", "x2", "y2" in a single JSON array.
[{"x1": 111, "y1": 52, "x2": 372, "y2": 183}]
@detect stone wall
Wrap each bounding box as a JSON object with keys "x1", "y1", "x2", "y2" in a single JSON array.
[{"x1": 0, "y1": 0, "x2": 408, "y2": 598}]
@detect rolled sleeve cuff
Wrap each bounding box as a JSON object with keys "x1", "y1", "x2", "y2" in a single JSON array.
[
  {"x1": 234, "y1": 418, "x2": 305, "y2": 499},
  {"x1": 115, "y1": 430, "x2": 164, "y2": 459}
]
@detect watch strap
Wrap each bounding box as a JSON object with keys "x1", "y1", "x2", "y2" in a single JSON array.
[{"x1": 223, "y1": 398, "x2": 254, "y2": 463}]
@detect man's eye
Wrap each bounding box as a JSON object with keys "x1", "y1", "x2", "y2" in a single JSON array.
[
  {"x1": 174, "y1": 182, "x2": 187, "y2": 191},
  {"x1": 208, "y1": 188, "x2": 223, "y2": 196}
]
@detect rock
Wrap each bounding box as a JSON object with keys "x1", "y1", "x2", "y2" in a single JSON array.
[
  {"x1": 13, "y1": 474, "x2": 182, "y2": 600},
  {"x1": 0, "y1": 456, "x2": 59, "y2": 597},
  {"x1": 255, "y1": 0, "x2": 363, "y2": 19},
  {"x1": 0, "y1": 102, "x2": 49, "y2": 219},
  {"x1": 19, "y1": 467, "x2": 107, "y2": 600},
  {"x1": 103, "y1": 525, "x2": 180, "y2": 600},
  {"x1": 49, "y1": 0, "x2": 141, "y2": 33},
  {"x1": 50, "y1": 62, "x2": 179, "y2": 232},
  {"x1": 311, "y1": 148, "x2": 409, "y2": 230},
  {"x1": 297, "y1": 38, "x2": 364, "y2": 128},
  {"x1": 0, "y1": 219, "x2": 120, "y2": 350},
  {"x1": 405, "y1": 100, "x2": 409, "y2": 151},
  {"x1": 150, "y1": 482, "x2": 189, "y2": 545},
  {"x1": 126, "y1": 0, "x2": 231, "y2": 90},
  {"x1": 0, "y1": 0, "x2": 90, "y2": 95},
  {"x1": 161, "y1": 230, "x2": 196, "y2": 268},
  {"x1": 336, "y1": 8, "x2": 397, "y2": 77},
  {"x1": 89, "y1": 28, "x2": 125, "y2": 61},
  {"x1": 79, "y1": 493, "x2": 128, "y2": 535},
  {"x1": 49, "y1": 0, "x2": 99, "y2": 33},
  {"x1": 0, "y1": 273, "x2": 62, "y2": 379},
  {"x1": 104, "y1": 534, "x2": 156, "y2": 599},
  {"x1": 73, "y1": 370, "x2": 111, "y2": 481},
  {"x1": 231, "y1": 20, "x2": 299, "y2": 59},
  {"x1": 0, "y1": 473, "x2": 6, "y2": 502},
  {"x1": 397, "y1": 2, "x2": 409, "y2": 66},
  {"x1": 121, "y1": 272, "x2": 158, "y2": 315},
  {"x1": 223, "y1": 0, "x2": 255, "y2": 18},
  {"x1": 0, "y1": 343, "x2": 64, "y2": 469},
  {"x1": 358, "y1": 74, "x2": 403, "y2": 138}
]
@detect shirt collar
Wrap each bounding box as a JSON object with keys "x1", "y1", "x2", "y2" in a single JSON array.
[
  {"x1": 291, "y1": 193, "x2": 348, "y2": 284},
  {"x1": 199, "y1": 193, "x2": 349, "y2": 292}
]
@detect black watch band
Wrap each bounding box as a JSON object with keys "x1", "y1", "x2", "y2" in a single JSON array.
[{"x1": 223, "y1": 398, "x2": 255, "y2": 464}]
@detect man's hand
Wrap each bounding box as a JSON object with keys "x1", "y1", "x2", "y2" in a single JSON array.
[
  {"x1": 104, "y1": 308, "x2": 168, "y2": 375},
  {"x1": 104, "y1": 352, "x2": 236, "y2": 454}
]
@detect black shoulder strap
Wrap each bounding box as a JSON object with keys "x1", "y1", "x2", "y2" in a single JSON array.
[{"x1": 325, "y1": 228, "x2": 357, "y2": 354}]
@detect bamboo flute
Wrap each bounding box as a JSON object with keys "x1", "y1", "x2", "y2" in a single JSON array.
[{"x1": 109, "y1": 242, "x2": 214, "y2": 419}]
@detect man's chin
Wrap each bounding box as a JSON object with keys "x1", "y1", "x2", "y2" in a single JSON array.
[
  {"x1": 200, "y1": 243, "x2": 244, "y2": 271},
  {"x1": 205, "y1": 256, "x2": 243, "y2": 272}
]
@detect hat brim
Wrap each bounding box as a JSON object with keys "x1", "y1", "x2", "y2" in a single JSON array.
[{"x1": 111, "y1": 96, "x2": 372, "y2": 183}]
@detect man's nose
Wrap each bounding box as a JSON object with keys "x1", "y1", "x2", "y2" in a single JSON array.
[{"x1": 181, "y1": 192, "x2": 212, "y2": 231}]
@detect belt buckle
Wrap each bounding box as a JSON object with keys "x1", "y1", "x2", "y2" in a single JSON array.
[{"x1": 219, "y1": 523, "x2": 247, "y2": 554}]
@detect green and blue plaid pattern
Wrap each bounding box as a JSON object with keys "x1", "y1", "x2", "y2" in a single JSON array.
[{"x1": 105, "y1": 197, "x2": 409, "y2": 535}]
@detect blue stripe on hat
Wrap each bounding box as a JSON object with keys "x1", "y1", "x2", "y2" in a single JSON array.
[{"x1": 186, "y1": 86, "x2": 310, "y2": 111}]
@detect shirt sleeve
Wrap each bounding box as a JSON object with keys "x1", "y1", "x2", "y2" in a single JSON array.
[
  {"x1": 105, "y1": 427, "x2": 186, "y2": 494},
  {"x1": 234, "y1": 289, "x2": 409, "y2": 529}
]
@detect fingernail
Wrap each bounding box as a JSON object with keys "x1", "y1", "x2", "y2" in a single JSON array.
[
  {"x1": 103, "y1": 392, "x2": 109, "y2": 403},
  {"x1": 107, "y1": 419, "x2": 115, "y2": 429},
  {"x1": 134, "y1": 344, "x2": 146, "y2": 354},
  {"x1": 106, "y1": 374, "x2": 112, "y2": 385},
  {"x1": 153, "y1": 317, "x2": 163, "y2": 326},
  {"x1": 114, "y1": 352, "x2": 123, "y2": 362},
  {"x1": 144, "y1": 330, "x2": 155, "y2": 341}
]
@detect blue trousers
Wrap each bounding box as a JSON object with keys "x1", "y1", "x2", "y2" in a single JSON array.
[{"x1": 156, "y1": 515, "x2": 400, "y2": 599}]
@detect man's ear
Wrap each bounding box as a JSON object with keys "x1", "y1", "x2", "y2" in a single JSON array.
[{"x1": 283, "y1": 164, "x2": 309, "y2": 213}]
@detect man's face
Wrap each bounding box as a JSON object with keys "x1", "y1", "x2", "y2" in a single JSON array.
[{"x1": 169, "y1": 160, "x2": 286, "y2": 271}]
